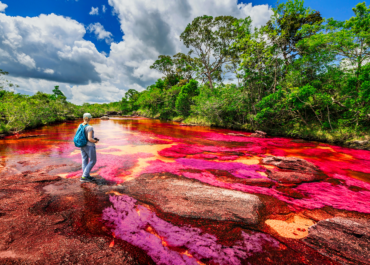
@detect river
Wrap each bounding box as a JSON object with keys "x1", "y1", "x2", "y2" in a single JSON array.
[{"x1": 1, "y1": 118, "x2": 369, "y2": 264}]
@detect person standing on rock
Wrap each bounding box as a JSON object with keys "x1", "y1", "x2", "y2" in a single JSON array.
[{"x1": 80, "y1": 113, "x2": 99, "y2": 182}]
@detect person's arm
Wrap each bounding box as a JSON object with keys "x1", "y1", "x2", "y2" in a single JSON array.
[{"x1": 88, "y1": 131, "x2": 98, "y2": 143}]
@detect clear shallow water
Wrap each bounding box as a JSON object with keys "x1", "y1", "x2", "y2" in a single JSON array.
[{"x1": 1, "y1": 118, "x2": 370, "y2": 264}]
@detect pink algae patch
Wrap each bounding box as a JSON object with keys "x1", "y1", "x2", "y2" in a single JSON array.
[
  {"x1": 102, "y1": 195, "x2": 279, "y2": 265},
  {"x1": 333, "y1": 173, "x2": 370, "y2": 190},
  {"x1": 269, "y1": 149, "x2": 287, "y2": 157},
  {"x1": 104, "y1": 134, "x2": 170, "y2": 146},
  {"x1": 217, "y1": 155, "x2": 240, "y2": 161},
  {"x1": 176, "y1": 159, "x2": 267, "y2": 179},
  {"x1": 158, "y1": 144, "x2": 253, "y2": 159},
  {"x1": 331, "y1": 146, "x2": 370, "y2": 161},
  {"x1": 191, "y1": 153, "x2": 219, "y2": 159},
  {"x1": 306, "y1": 157, "x2": 370, "y2": 176},
  {"x1": 158, "y1": 145, "x2": 204, "y2": 158},
  {"x1": 191, "y1": 154, "x2": 240, "y2": 161},
  {"x1": 294, "y1": 180, "x2": 370, "y2": 213},
  {"x1": 301, "y1": 148, "x2": 334, "y2": 157}
]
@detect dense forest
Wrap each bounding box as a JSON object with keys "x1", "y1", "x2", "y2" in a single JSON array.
[
  {"x1": 1, "y1": 0, "x2": 369, "y2": 147},
  {"x1": 0, "y1": 86, "x2": 120, "y2": 134},
  {"x1": 121, "y1": 0, "x2": 370, "y2": 145}
]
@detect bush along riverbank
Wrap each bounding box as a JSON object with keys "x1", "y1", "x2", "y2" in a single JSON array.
[
  {"x1": 0, "y1": 87, "x2": 122, "y2": 136},
  {"x1": 117, "y1": 1, "x2": 370, "y2": 150}
]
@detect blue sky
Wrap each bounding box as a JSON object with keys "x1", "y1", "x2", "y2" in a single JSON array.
[
  {"x1": 1, "y1": 0, "x2": 122, "y2": 55},
  {"x1": 1, "y1": 0, "x2": 360, "y2": 55},
  {"x1": 0, "y1": 0, "x2": 364, "y2": 104}
]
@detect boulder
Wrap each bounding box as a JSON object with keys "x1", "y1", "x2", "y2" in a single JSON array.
[
  {"x1": 100, "y1": 116, "x2": 109, "y2": 120},
  {"x1": 347, "y1": 140, "x2": 370, "y2": 150},
  {"x1": 303, "y1": 217, "x2": 370, "y2": 265},
  {"x1": 268, "y1": 171, "x2": 319, "y2": 184},
  {"x1": 262, "y1": 156, "x2": 319, "y2": 173},
  {"x1": 250, "y1": 130, "x2": 267, "y2": 138},
  {"x1": 179, "y1": 123, "x2": 197, "y2": 126},
  {"x1": 227, "y1": 133, "x2": 248, "y2": 137},
  {"x1": 121, "y1": 174, "x2": 263, "y2": 225}
]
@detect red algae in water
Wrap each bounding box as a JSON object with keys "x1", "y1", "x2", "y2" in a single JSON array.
[
  {"x1": 176, "y1": 158, "x2": 267, "y2": 179},
  {"x1": 66, "y1": 152, "x2": 154, "y2": 183},
  {"x1": 301, "y1": 148, "x2": 334, "y2": 157},
  {"x1": 3, "y1": 119, "x2": 370, "y2": 264},
  {"x1": 294, "y1": 180, "x2": 370, "y2": 213},
  {"x1": 159, "y1": 144, "x2": 255, "y2": 159},
  {"x1": 102, "y1": 195, "x2": 279, "y2": 265}
]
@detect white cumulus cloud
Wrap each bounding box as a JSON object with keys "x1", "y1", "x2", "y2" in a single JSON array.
[
  {"x1": 89, "y1": 7, "x2": 99, "y2": 15},
  {"x1": 0, "y1": 13, "x2": 106, "y2": 85},
  {"x1": 16, "y1": 53, "x2": 36, "y2": 69},
  {"x1": 106, "y1": 0, "x2": 273, "y2": 91},
  {"x1": 44, "y1": 69, "x2": 54, "y2": 74},
  {"x1": 0, "y1": 1, "x2": 7, "y2": 12},
  {"x1": 102, "y1": 5, "x2": 107, "y2": 13},
  {"x1": 1, "y1": 0, "x2": 273, "y2": 104},
  {"x1": 87, "y1": 22, "x2": 113, "y2": 44}
]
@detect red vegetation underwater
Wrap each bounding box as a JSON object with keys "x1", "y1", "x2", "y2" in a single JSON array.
[{"x1": 0, "y1": 118, "x2": 369, "y2": 264}]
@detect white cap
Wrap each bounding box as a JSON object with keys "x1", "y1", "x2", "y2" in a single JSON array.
[{"x1": 83, "y1": 113, "x2": 92, "y2": 119}]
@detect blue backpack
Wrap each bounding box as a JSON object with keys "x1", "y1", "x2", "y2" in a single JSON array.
[{"x1": 74, "y1": 124, "x2": 88, "y2": 147}]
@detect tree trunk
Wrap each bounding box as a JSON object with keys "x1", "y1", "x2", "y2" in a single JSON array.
[{"x1": 207, "y1": 73, "x2": 213, "y2": 90}]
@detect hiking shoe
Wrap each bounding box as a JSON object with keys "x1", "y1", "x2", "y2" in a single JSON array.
[{"x1": 80, "y1": 176, "x2": 96, "y2": 182}]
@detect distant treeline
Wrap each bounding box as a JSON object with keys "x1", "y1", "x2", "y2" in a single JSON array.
[
  {"x1": 118, "y1": 0, "x2": 370, "y2": 143},
  {"x1": 0, "y1": 87, "x2": 120, "y2": 134}
]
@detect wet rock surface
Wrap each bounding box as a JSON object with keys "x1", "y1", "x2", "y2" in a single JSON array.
[
  {"x1": 268, "y1": 171, "x2": 320, "y2": 184},
  {"x1": 263, "y1": 156, "x2": 324, "y2": 184},
  {"x1": 303, "y1": 217, "x2": 370, "y2": 265},
  {"x1": 347, "y1": 139, "x2": 370, "y2": 150},
  {"x1": 227, "y1": 133, "x2": 248, "y2": 137},
  {"x1": 0, "y1": 170, "x2": 155, "y2": 264},
  {"x1": 121, "y1": 173, "x2": 263, "y2": 225},
  {"x1": 250, "y1": 130, "x2": 267, "y2": 138},
  {"x1": 263, "y1": 156, "x2": 319, "y2": 173}
]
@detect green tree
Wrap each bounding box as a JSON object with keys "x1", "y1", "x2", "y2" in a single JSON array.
[
  {"x1": 265, "y1": 0, "x2": 323, "y2": 67},
  {"x1": 125, "y1": 89, "x2": 139, "y2": 101},
  {"x1": 175, "y1": 79, "x2": 199, "y2": 116},
  {"x1": 52, "y1": 86, "x2": 65, "y2": 97},
  {"x1": 150, "y1": 55, "x2": 180, "y2": 87},
  {"x1": 302, "y1": 2, "x2": 370, "y2": 78},
  {"x1": 150, "y1": 55, "x2": 174, "y2": 78},
  {"x1": 173, "y1": 52, "x2": 199, "y2": 83},
  {"x1": 180, "y1": 15, "x2": 238, "y2": 89}
]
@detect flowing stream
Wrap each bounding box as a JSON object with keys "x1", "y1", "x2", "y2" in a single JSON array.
[{"x1": 1, "y1": 118, "x2": 370, "y2": 264}]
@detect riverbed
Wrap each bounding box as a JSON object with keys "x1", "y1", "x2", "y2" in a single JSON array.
[{"x1": 1, "y1": 118, "x2": 369, "y2": 264}]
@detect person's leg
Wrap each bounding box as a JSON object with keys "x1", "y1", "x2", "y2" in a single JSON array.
[
  {"x1": 81, "y1": 147, "x2": 89, "y2": 174},
  {"x1": 82, "y1": 146, "x2": 97, "y2": 178}
]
